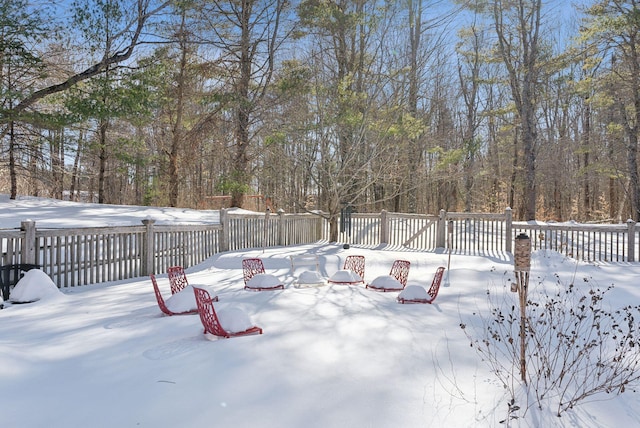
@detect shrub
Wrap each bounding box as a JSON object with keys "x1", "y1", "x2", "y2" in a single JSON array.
[{"x1": 460, "y1": 272, "x2": 640, "y2": 421}]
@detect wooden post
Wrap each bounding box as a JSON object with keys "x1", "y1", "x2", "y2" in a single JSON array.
[
  {"x1": 436, "y1": 209, "x2": 447, "y2": 248},
  {"x1": 219, "y1": 208, "x2": 229, "y2": 252},
  {"x1": 277, "y1": 209, "x2": 286, "y2": 246},
  {"x1": 21, "y1": 220, "x2": 37, "y2": 265},
  {"x1": 628, "y1": 219, "x2": 636, "y2": 262},
  {"x1": 380, "y1": 210, "x2": 388, "y2": 245},
  {"x1": 505, "y1": 207, "x2": 513, "y2": 253},
  {"x1": 262, "y1": 208, "x2": 271, "y2": 253},
  {"x1": 316, "y1": 212, "x2": 324, "y2": 241},
  {"x1": 141, "y1": 219, "x2": 155, "y2": 276},
  {"x1": 447, "y1": 220, "x2": 453, "y2": 272}
]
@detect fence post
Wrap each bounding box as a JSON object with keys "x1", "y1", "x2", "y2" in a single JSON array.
[
  {"x1": 316, "y1": 212, "x2": 324, "y2": 241},
  {"x1": 278, "y1": 209, "x2": 286, "y2": 246},
  {"x1": 219, "y1": 208, "x2": 229, "y2": 252},
  {"x1": 628, "y1": 219, "x2": 636, "y2": 262},
  {"x1": 141, "y1": 219, "x2": 155, "y2": 276},
  {"x1": 437, "y1": 209, "x2": 446, "y2": 248},
  {"x1": 505, "y1": 207, "x2": 513, "y2": 253},
  {"x1": 21, "y1": 220, "x2": 37, "y2": 264},
  {"x1": 380, "y1": 210, "x2": 388, "y2": 245}
]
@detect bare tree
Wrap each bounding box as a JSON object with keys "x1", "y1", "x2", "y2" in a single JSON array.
[
  {"x1": 492, "y1": 0, "x2": 544, "y2": 220},
  {"x1": 196, "y1": 0, "x2": 292, "y2": 208},
  {"x1": 456, "y1": 20, "x2": 485, "y2": 212},
  {"x1": 168, "y1": 7, "x2": 190, "y2": 207},
  {"x1": 298, "y1": 0, "x2": 404, "y2": 239},
  {"x1": 582, "y1": 0, "x2": 640, "y2": 221}
]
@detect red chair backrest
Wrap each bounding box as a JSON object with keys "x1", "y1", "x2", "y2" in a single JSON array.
[
  {"x1": 343, "y1": 255, "x2": 365, "y2": 280},
  {"x1": 427, "y1": 267, "x2": 446, "y2": 301},
  {"x1": 150, "y1": 274, "x2": 172, "y2": 316},
  {"x1": 242, "y1": 258, "x2": 266, "y2": 285},
  {"x1": 390, "y1": 260, "x2": 411, "y2": 287},
  {"x1": 167, "y1": 266, "x2": 188, "y2": 294},
  {"x1": 193, "y1": 286, "x2": 227, "y2": 337}
]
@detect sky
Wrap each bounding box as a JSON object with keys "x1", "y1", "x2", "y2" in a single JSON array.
[{"x1": 1, "y1": 195, "x2": 640, "y2": 427}]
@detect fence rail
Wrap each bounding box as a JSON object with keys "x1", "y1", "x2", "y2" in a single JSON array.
[
  {"x1": 338, "y1": 209, "x2": 639, "y2": 262},
  {"x1": 1, "y1": 207, "x2": 639, "y2": 292},
  {"x1": 513, "y1": 221, "x2": 637, "y2": 263},
  {"x1": 0, "y1": 210, "x2": 324, "y2": 289}
]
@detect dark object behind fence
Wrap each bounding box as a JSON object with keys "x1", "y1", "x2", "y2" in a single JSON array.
[{"x1": 0, "y1": 263, "x2": 42, "y2": 303}]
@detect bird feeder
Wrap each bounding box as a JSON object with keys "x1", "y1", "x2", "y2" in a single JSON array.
[{"x1": 514, "y1": 233, "x2": 531, "y2": 272}]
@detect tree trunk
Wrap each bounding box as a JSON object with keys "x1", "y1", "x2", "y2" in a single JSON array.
[
  {"x1": 631, "y1": 41, "x2": 640, "y2": 221},
  {"x1": 50, "y1": 129, "x2": 64, "y2": 200},
  {"x1": 406, "y1": 0, "x2": 422, "y2": 213},
  {"x1": 509, "y1": 129, "x2": 518, "y2": 213},
  {"x1": 582, "y1": 96, "x2": 592, "y2": 220},
  {"x1": 168, "y1": 11, "x2": 189, "y2": 208},
  {"x1": 230, "y1": 1, "x2": 254, "y2": 209},
  {"x1": 98, "y1": 119, "x2": 108, "y2": 204},
  {"x1": 522, "y1": 104, "x2": 537, "y2": 220},
  {"x1": 70, "y1": 132, "x2": 83, "y2": 202},
  {"x1": 29, "y1": 140, "x2": 39, "y2": 197},
  {"x1": 493, "y1": 0, "x2": 542, "y2": 221},
  {"x1": 9, "y1": 120, "x2": 17, "y2": 199},
  {"x1": 626, "y1": 131, "x2": 640, "y2": 221}
]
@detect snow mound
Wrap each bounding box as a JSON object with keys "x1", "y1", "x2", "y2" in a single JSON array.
[
  {"x1": 297, "y1": 270, "x2": 326, "y2": 285},
  {"x1": 245, "y1": 273, "x2": 282, "y2": 289},
  {"x1": 398, "y1": 285, "x2": 429, "y2": 300},
  {"x1": 217, "y1": 307, "x2": 254, "y2": 333},
  {"x1": 165, "y1": 285, "x2": 198, "y2": 313},
  {"x1": 328, "y1": 269, "x2": 362, "y2": 283},
  {"x1": 369, "y1": 275, "x2": 403, "y2": 290},
  {"x1": 10, "y1": 269, "x2": 62, "y2": 303}
]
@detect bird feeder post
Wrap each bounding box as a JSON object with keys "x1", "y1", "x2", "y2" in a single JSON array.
[{"x1": 514, "y1": 232, "x2": 531, "y2": 385}]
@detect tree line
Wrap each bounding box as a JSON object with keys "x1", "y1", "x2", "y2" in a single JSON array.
[{"x1": 1, "y1": 0, "x2": 639, "y2": 239}]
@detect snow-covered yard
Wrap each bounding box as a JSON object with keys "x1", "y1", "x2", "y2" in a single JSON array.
[{"x1": 1, "y1": 196, "x2": 640, "y2": 427}]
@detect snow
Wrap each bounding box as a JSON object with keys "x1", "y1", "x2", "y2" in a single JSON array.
[
  {"x1": 398, "y1": 284, "x2": 429, "y2": 300},
  {"x1": 0, "y1": 194, "x2": 221, "y2": 227},
  {"x1": 327, "y1": 269, "x2": 363, "y2": 283},
  {"x1": 1, "y1": 195, "x2": 640, "y2": 427},
  {"x1": 9, "y1": 268, "x2": 64, "y2": 303},
  {"x1": 164, "y1": 285, "x2": 199, "y2": 313},
  {"x1": 216, "y1": 307, "x2": 255, "y2": 333},
  {"x1": 245, "y1": 273, "x2": 283, "y2": 289},
  {"x1": 296, "y1": 270, "x2": 326, "y2": 285},
  {"x1": 368, "y1": 274, "x2": 403, "y2": 290}
]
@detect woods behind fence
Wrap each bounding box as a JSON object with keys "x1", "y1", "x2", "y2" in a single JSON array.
[{"x1": 1, "y1": 208, "x2": 639, "y2": 289}]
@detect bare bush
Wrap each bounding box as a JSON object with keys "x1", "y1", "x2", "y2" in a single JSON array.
[{"x1": 460, "y1": 273, "x2": 640, "y2": 420}]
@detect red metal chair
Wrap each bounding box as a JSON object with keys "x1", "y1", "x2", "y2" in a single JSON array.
[
  {"x1": 344, "y1": 255, "x2": 365, "y2": 279},
  {"x1": 366, "y1": 259, "x2": 411, "y2": 292},
  {"x1": 242, "y1": 258, "x2": 284, "y2": 291},
  {"x1": 150, "y1": 274, "x2": 203, "y2": 316},
  {"x1": 328, "y1": 255, "x2": 366, "y2": 284},
  {"x1": 397, "y1": 266, "x2": 445, "y2": 304},
  {"x1": 193, "y1": 287, "x2": 263, "y2": 338},
  {"x1": 167, "y1": 266, "x2": 189, "y2": 295}
]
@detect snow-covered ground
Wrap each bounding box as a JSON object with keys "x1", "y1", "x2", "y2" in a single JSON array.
[
  {"x1": 0, "y1": 194, "x2": 221, "y2": 228},
  {"x1": 1, "y1": 195, "x2": 640, "y2": 427}
]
